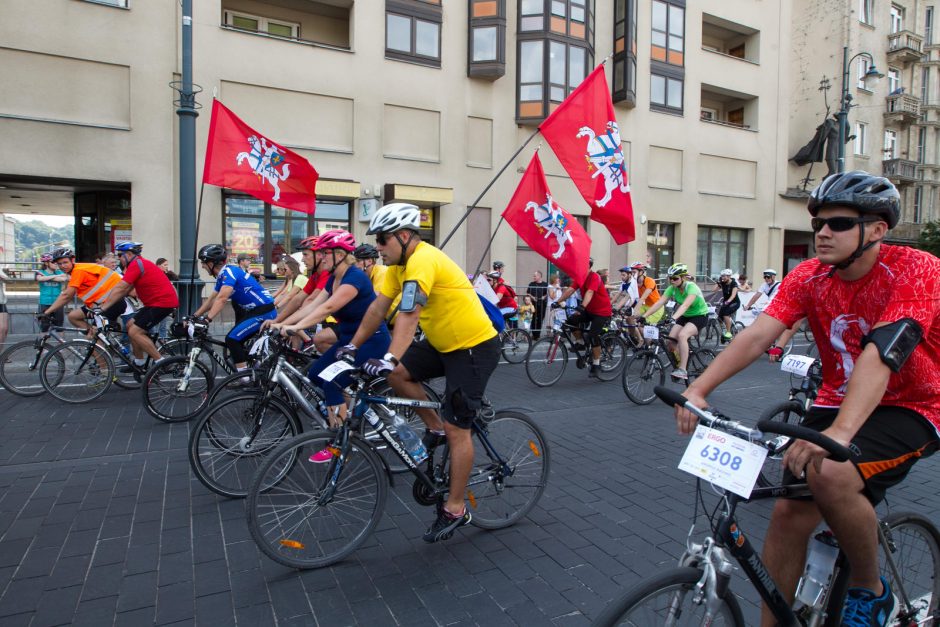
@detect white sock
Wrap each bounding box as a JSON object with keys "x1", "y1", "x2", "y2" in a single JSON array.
[{"x1": 134, "y1": 357, "x2": 146, "y2": 366}]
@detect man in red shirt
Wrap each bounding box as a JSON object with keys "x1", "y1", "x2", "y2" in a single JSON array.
[
  {"x1": 99, "y1": 242, "x2": 179, "y2": 367},
  {"x1": 550, "y1": 257, "x2": 612, "y2": 377},
  {"x1": 675, "y1": 171, "x2": 940, "y2": 626},
  {"x1": 486, "y1": 271, "x2": 518, "y2": 328}
]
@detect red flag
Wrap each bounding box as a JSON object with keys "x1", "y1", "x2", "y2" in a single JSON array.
[
  {"x1": 539, "y1": 65, "x2": 635, "y2": 244},
  {"x1": 502, "y1": 153, "x2": 592, "y2": 286},
  {"x1": 203, "y1": 99, "x2": 319, "y2": 214}
]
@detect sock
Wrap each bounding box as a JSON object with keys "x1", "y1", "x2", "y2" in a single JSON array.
[
  {"x1": 134, "y1": 357, "x2": 146, "y2": 366},
  {"x1": 592, "y1": 359, "x2": 600, "y2": 365}
]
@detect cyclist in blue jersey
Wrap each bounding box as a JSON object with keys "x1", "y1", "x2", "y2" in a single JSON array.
[{"x1": 192, "y1": 244, "x2": 276, "y2": 376}]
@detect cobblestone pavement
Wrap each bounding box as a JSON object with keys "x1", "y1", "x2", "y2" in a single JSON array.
[{"x1": 0, "y1": 341, "x2": 937, "y2": 626}]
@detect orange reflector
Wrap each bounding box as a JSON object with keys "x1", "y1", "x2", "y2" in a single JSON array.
[
  {"x1": 467, "y1": 490, "x2": 477, "y2": 509},
  {"x1": 528, "y1": 441, "x2": 541, "y2": 457},
  {"x1": 279, "y1": 539, "x2": 305, "y2": 550},
  {"x1": 327, "y1": 446, "x2": 341, "y2": 457}
]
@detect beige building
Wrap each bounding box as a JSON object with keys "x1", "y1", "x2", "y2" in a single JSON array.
[{"x1": 0, "y1": 0, "x2": 923, "y2": 289}]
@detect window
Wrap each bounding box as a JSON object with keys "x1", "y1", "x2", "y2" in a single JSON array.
[
  {"x1": 891, "y1": 4, "x2": 904, "y2": 33},
  {"x1": 701, "y1": 107, "x2": 717, "y2": 121},
  {"x1": 914, "y1": 186, "x2": 924, "y2": 223},
  {"x1": 857, "y1": 57, "x2": 873, "y2": 90},
  {"x1": 888, "y1": 68, "x2": 902, "y2": 94},
  {"x1": 918, "y1": 126, "x2": 928, "y2": 163},
  {"x1": 651, "y1": 73, "x2": 683, "y2": 113},
  {"x1": 223, "y1": 194, "x2": 350, "y2": 273},
  {"x1": 884, "y1": 129, "x2": 898, "y2": 159},
  {"x1": 927, "y1": 6, "x2": 935, "y2": 44},
  {"x1": 612, "y1": 0, "x2": 638, "y2": 106},
  {"x1": 647, "y1": 222, "x2": 675, "y2": 280},
  {"x1": 468, "y1": 0, "x2": 506, "y2": 78},
  {"x1": 224, "y1": 11, "x2": 300, "y2": 39},
  {"x1": 521, "y1": 0, "x2": 544, "y2": 31},
  {"x1": 84, "y1": 0, "x2": 128, "y2": 7},
  {"x1": 859, "y1": 0, "x2": 873, "y2": 24},
  {"x1": 651, "y1": 0, "x2": 684, "y2": 66},
  {"x1": 855, "y1": 122, "x2": 868, "y2": 155},
  {"x1": 922, "y1": 66, "x2": 931, "y2": 104},
  {"x1": 696, "y1": 227, "x2": 748, "y2": 280},
  {"x1": 386, "y1": 1, "x2": 442, "y2": 67}
]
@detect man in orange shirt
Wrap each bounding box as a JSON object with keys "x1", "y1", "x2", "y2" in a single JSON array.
[{"x1": 41, "y1": 248, "x2": 126, "y2": 334}]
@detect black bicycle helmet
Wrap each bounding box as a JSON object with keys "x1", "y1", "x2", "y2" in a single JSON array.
[
  {"x1": 197, "y1": 244, "x2": 227, "y2": 264},
  {"x1": 353, "y1": 244, "x2": 379, "y2": 260},
  {"x1": 50, "y1": 247, "x2": 75, "y2": 261},
  {"x1": 807, "y1": 170, "x2": 900, "y2": 229}
]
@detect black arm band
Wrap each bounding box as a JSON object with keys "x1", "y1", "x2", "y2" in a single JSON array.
[{"x1": 861, "y1": 318, "x2": 923, "y2": 373}]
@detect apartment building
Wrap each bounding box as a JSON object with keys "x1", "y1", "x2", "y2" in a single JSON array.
[{"x1": 1, "y1": 0, "x2": 810, "y2": 285}]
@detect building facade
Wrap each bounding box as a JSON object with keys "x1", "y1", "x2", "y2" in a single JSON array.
[{"x1": 3, "y1": 0, "x2": 918, "y2": 290}]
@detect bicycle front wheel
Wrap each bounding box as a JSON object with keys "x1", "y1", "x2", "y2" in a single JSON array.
[
  {"x1": 879, "y1": 511, "x2": 940, "y2": 627},
  {"x1": 621, "y1": 351, "x2": 665, "y2": 405},
  {"x1": 40, "y1": 340, "x2": 114, "y2": 403},
  {"x1": 501, "y1": 328, "x2": 532, "y2": 364},
  {"x1": 525, "y1": 336, "x2": 568, "y2": 387},
  {"x1": 688, "y1": 349, "x2": 716, "y2": 378},
  {"x1": 755, "y1": 400, "x2": 805, "y2": 488},
  {"x1": 160, "y1": 338, "x2": 219, "y2": 379},
  {"x1": 189, "y1": 393, "x2": 301, "y2": 498},
  {"x1": 142, "y1": 356, "x2": 214, "y2": 423},
  {"x1": 468, "y1": 410, "x2": 549, "y2": 529},
  {"x1": 246, "y1": 430, "x2": 387, "y2": 569},
  {"x1": 0, "y1": 339, "x2": 49, "y2": 397},
  {"x1": 595, "y1": 334, "x2": 628, "y2": 381}
]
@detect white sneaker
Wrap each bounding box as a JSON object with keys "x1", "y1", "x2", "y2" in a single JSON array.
[{"x1": 672, "y1": 368, "x2": 688, "y2": 380}]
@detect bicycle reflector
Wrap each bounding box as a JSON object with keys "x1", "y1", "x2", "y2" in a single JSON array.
[
  {"x1": 279, "y1": 539, "x2": 305, "y2": 550},
  {"x1": 529, "y1": 441, "x2": 542, "y2": 457}
]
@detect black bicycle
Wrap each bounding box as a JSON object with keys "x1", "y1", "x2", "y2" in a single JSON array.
[
  {"x1": 245, "y1": 366, "x2": 550, "y2": 569},
  {"x1": 0, "y1": 323, "x2": 85, "y2": 396},
  {"x1": 525, "y1": 308, "x2": 628, "y2": 386},
  {"x1": 593, "y1": 386, "x2": 940, "y2": 626}
]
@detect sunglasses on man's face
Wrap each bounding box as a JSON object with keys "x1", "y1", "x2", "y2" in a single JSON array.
[
  {"x1": 374, "y1": 233, "x2": 388, "y2": 245},
  {"x1": 763, "y1": 274, "x2": 774, "y2": 279},
  {"x1": 669, "y1": 276, "x2": 682, "y2": 282},
  {"x1": 810, "y1": 216, "x2": 880, "y2": 233}
]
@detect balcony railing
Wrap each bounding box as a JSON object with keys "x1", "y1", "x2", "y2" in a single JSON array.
[
  {"x1": 882, "y1": 158, "x2": 920, "y2": 185},
  {"x1": 887, "y1": 30, "x2": 924, "y2": 63},
  {"x1": 884, "y1": 93, "x2": 922, "y2": 125}
]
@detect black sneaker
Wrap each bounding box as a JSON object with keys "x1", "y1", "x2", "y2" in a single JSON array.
[
  {"x1": 422, "y1": 429, "x2": 447, "y2": 451},
  {"x1": 588, "y1": 364, "x2": 599, "y2": 378},
  {"x1": 423, "y1": 505, "x2": 471, "y2": 543},
  {"x1": 575, "y1": 355, "x2": 586, "y2": 369}
]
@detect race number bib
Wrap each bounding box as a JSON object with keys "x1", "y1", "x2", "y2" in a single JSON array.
[
  {"x1": 643, "y1": 325, "x2": 660, "y2": 340},
  {"x1": 319, "y1": 360, "x2": 354, "y2": 382},
  {"x1": 678, "y1": 425, "x2": 768, "y2": 498},
  {"x1": 780, "y1": 354, "x2": 815, "y2": 377},
  {"x1": 706, "y1": 306, "x2": 717, "y2": 315}
]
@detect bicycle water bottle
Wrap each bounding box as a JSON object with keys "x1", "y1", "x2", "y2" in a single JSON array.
[
  {"x1": 796, "y1": 530, "x2": 840, "y2": 607},
  {"x1": 391, "y1": 411, "x2": 428, "y2": 463}
]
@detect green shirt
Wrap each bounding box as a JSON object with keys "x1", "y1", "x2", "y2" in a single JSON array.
[{"x1": 663, "y1": 280, "x2": 709, "y2": 318}]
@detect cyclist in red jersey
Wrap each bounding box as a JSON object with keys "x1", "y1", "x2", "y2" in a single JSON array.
[
  {"x1": 674, "y1": 171, "x2": 940, "y2": 627},
  {"x1": 550, "y1": 257, "x2": 613, "y2": 378}
]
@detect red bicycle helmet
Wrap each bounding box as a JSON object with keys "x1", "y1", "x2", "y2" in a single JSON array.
[
  {"x1": 295, "y1": 235, "x2": 320, "y2": 251},
  {"x1": 315, "y1": 229, "x2": 356, "y2": 252}
]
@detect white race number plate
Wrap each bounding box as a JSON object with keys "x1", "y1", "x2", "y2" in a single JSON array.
[
  {"x1": 780, "y1": 354, "x2": 815, "y2": 377},
  {"x1": 319, "y1": 360, "x2": 354, "y2": 382},
  {"x1": 643, "y1": 325, "x2": 660, "y2": 340},
  {"x1": 678, "y1": 425, "x2": 768, "y2": 498}
]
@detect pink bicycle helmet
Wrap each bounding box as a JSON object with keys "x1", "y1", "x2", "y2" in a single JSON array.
[
  {"x1": 315, "y1": 229, "x2": 356, "y2": 252},
  {"x1": 40, "y1": 253, "x2": 54, "y2": 262}
]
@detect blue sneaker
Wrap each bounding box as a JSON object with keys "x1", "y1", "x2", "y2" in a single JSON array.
[{"x1": 842, "y1": 576, "x2": 895, "y2": 626}]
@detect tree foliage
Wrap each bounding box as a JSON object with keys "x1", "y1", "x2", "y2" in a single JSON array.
[
  {"x1": 12, "y1": 220, "x2": 74, "y2": 260},
  {"x1": 917, "y1": 221, "x2": 940, "y2": 259}
]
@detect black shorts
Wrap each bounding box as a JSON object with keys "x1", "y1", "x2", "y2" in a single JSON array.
[
  {"x1": 565, "y1": 312, "x2": 611, "y2": 345},
  {"x1": 785, "y1": 405, "x2": 939, "y2": 505},
  {"x1": 130, "y1": 306, "x2": 175, "y2": 332},
  {"x1": 718, "y1": 301, "x2": 740, "y2": 317},
  {"x1": 677, "y1": 314, "x2": 707, "y2": 331},
  {"x1": 83, "y1": 300, "x2": 126, "y2": 323},
  {"x1": 400, "y1": 336, "x2": 500, "y2": 429}
]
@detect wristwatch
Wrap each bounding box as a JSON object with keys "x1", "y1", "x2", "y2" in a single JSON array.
[{"x1": 383, "y1": 352, "x2": 400, "y2": 366}]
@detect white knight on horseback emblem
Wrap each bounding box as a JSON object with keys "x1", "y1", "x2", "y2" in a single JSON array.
[
  {"x1": 236, "y1": 135, "x2": 291, "y2": 201},
  {"x1": 577, "y1": 121, "x2": 630, "y2": 207},
  {"x1": 525, "y1": 194, "x2": 574, "y2": 260}
]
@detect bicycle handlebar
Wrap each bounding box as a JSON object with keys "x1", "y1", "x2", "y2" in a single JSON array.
[{"x1": 755, "y1": 420, "x2": 852, "y2": 462}]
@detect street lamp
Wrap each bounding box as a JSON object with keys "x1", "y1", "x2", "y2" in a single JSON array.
[{"x1": 837, "y1": 46, "x2": 884, "y2": 173}]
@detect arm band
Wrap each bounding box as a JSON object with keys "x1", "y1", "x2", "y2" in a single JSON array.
[{"x1": 860, "y1": 318, "x2": 923, "y2": 373}]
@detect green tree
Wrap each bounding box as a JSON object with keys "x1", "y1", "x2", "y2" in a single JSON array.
[
  {"x1": 917, "y1": 220, "x2": 940, "y2": 258},
  {"x1": 12, "y1": 219, "x2": 73, "y2": 260}
]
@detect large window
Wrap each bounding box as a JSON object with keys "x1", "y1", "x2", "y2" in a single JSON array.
[
  {"x1": 647, "y1": 222, "x2": 675, "y2": 281},
  {"x1": 386, "y1": 0, "x2": 442, "y2": 67},
  {"x1": 855, "y1": 122, "x2": 868, "y2": 155},
  {"x1": 888, "y1": 68, "x2": 902, "y2": 94},
  {"x1": 914, "y1": 186, "x2": 924, "y2": 223},
  {"x1": 927, "y1": 6, "x2": 935, "y2": 44},
  {"x1": 918, "y1": 127, "x2": 928, "y2": 163},
  {"x1": 650, "y1": 0, "x2": 684, "y2": 115},
  {"x1": 469, "y1": 0, "x2": 506, "y2": 78},
  {"x1": 697, "y1": 226, "x2": 748, "y2": 279},
  {"x1": 612, "y1": 0, "x2": 638, "y2": 106},
  {"x1": 223, "y1": 194, "x2": 350, "y2": 274},
  {"x1": 891, "y1": 4, "x2": 904, "y2": 33},
  {"x1": 884, "y1": 129, "x2": 898, "y2": 159},
  {"x1": 859, "y1": 0, "x2": 873, "y2": 25},
  {"x1": 224, "y1": 10, "x2": 300, "y2": 39}
]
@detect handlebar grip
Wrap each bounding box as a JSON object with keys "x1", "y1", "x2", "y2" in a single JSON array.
[
  {"x1": 654, "y1": 386, "x2": 690, "y2": 408},
  {"x1": 756, "y1": 420, "x2": 854, "y2": 463}
]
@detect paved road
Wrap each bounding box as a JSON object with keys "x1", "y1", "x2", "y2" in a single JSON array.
[{"x1": 0, "y1": 342, "x2": 937, "y2": 626}]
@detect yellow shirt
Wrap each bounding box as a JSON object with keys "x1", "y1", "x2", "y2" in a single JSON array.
[
  {"x1": 381, "y1": 242, "x2": 497, "y2": 352},
  {"x1": 369, "y1": 264, "x2": 388, "y2": 295}
]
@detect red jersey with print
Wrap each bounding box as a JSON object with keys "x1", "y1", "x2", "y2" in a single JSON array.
[
  {"x1": 575, "y1": 271, "x2": 613, "y2": 316},
  {"x1": 122, "y1": 257, "x2": 179, "y2": 308},
  {"x1": 765, "y1": 244, "x2": 940, "y2": 433},
  {"x1": 302, "y1": 271, "x2": 330, "y2": 296},
  {"x1": 495, "y1": 283, "x2": 517, "y2": 310}
]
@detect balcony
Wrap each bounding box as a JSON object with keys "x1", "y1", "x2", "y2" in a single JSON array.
[
  {"x1": 887, "y1": 30, "x2": 924, "y2": 64},
  {"x1": 884, "y1": 93, "x2": 922, "y2": 125},
  {"x1": 882, "y1": 158, "x2": 920, "y2": 185}
]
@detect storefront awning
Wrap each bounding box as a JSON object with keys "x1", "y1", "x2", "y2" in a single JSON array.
[
  {"x1": 383, "y1": 184, "x2": 453, "y2": 207},
  {"x1": 315, "y1": 179, "x2": 360, "y2": 199}
]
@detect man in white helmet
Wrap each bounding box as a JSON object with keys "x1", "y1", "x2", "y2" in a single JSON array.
[{"x1": 339, "y1": 203, "x2": 501, "y2": 543}]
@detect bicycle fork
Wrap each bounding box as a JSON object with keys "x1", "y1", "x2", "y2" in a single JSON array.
[{"x1": 176, "y1": 347, "x2": 202, "y2": 393}]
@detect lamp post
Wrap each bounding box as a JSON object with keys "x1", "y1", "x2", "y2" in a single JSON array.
[{"x1": 837, "y1": 46, "x2": 884, "y2": 173}]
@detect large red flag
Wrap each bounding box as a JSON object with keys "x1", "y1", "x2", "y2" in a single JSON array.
[
  {"x1": 539, "y1": 65, "x2": 635, "y2": 244},
  {"x1": 202, "y1": 99, "x2": 319, "y2": 214},
  {"x1": 502, "y1": 153, "x2": 591, "y2": 286}
]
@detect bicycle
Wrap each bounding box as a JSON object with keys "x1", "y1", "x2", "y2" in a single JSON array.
[
  {"x1": 593, "y1": 386, "x2": 940, "y2": 627},
  {"x1": 245, "y1": 364, "x2": 550, "y2": 569},
  {"x1": 525, "y1": 308, "x2": 628, "y2": 386},
  {"x1": 621, "y1": 318, "x2": 717, "y2": 405},
  {"x1": 0, "y1": 323, "x2": 86, "y2": 396},
  {"x1": 498, "y1": 324, "x2": 532, "y2": 364}
]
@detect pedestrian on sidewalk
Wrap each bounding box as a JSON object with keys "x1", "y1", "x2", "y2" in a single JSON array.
[
  {"x1": 526, "y1": 270, "x2": 548, "y2": 338},
  {"x1": 35, "y1": 253, "x2": 67, "y2": 332}
]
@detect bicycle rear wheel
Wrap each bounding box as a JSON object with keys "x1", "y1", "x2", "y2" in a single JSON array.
[
  {"x1": 40, "y1": 340, "x2": 113, "y2": 403},
  {"x1": 246, "y1": 430, "x2": 387, "y2": 569},
  {"x1": 501, "y1": 328, "x2": 532, "y2": 364},
  {"x1": 879, "y1": 511, "x2": 940, "y2": 626},
  {"x1": 142, "y1": 356, "x2": 214, "y2": 423},
  {"x1": 755, "y1": 400, "x2": 805, "y2": 488},
  {"x1": 189, "y1": 394, "x2": 301, "y2": 498},
  {"x1": 593, "y1": 566, "x2": 744, "y2": 626},
  {"x1": 466, "y1": 410, "x2": 549, "y2": 529},
  {"x1": 688, "y1": 349, "x2": 716, "y2": 378},
  {"x1": 525, "y1": 336, "x2": 568, "y2": 387},
  {"x1": 622, "y1": 351, "x2": 665, "y2": 405},
  {"x1": 0, "y1": 339, "x2": 50, "y2": 397},
  {"x1": 595, "y1": 334, "x2": 628, "y2": 381}
]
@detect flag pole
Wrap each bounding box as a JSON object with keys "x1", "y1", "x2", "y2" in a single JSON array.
[
  {"x1": 439, "y1": 128, "x2": 540, "y2": 250},
  {"x1": 186, "y1": 182, "x2": 206, "y2": 311}
]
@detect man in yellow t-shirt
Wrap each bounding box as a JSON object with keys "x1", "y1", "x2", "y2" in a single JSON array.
[{"x1": 342, "y1": 203, "x2": 499, "y2": 544}]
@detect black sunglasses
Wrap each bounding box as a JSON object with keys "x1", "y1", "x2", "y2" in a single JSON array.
[
  {"x1": 669, "y1": 276, "x2": 682, "y2": 281},
  {"x1": 810, "y1": 216, "x2": 880, "y2": 233},
  {"x1": 763, "y1": 274, "x2": 775, "y2": 279},
  {"x1": 374, "y1": 233, "x2": 388, "y2": 245}
]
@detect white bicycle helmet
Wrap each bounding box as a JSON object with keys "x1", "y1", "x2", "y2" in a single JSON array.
[
  {"x1": 763, "y1": 269, "x2": 777, "y2": 276},
  {"x1": 367, "y1": 203, "x2": 422, "y2": 235},
  {"x1": 720, "y1": 268, "x2": 733, "y2": 277}
]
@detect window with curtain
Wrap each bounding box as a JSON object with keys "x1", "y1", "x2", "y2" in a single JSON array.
[{"x1": 696, "y1": 226, "x2": 748, "y2": 279}]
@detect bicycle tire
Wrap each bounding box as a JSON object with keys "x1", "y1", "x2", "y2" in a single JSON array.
[
  {"x1": 142, "y1": 356, "x2": 215, "y2": 423},
  {"x1": 364, "y1": 380, "x2": 442, "y2": 474},
  {"x1": 0, "y1": 339, "x2": 51, "y2": 397},
  {"x1": 197, "y1": 368, "x2": 264, "y2": 417},
  {"x1": 525, "y1": 336, "x2": 568, "y2": 387},
  {"x1": 189, "y1": 393, "x2": 302, "y2": 498},
  {"x1": 755, "y1": 400, "x2": 805, "y2": 489},
  {"x1": 879, "y1": 511, "x2": 940, "y2": 627},
  {"x1": 688, "y1": 349, "x2": 717, "y2": 378},
  {"x1": 468, "y1": 410, "x2": 550, "y2": 530},
  {"x1": 622, "y1": 351, "x2": 665, "y2": 405},
  {"x1": 246, "y1": 430, "x2": 387, "y2": 569},
  {"x1": 595, "y1": 334, "x2": 628, "y2": 382},
  {"x1": 699, "y1": 320, "x2": 721, "y2": 349},
  {"x1": 732, "y1": 321, "x2": 745, "y2": 335},
  {"x1": 501, "y1": 327, "x2": 532, "y2": 364},
  {"x1": 39, "y1": 340, "x2": 114, "y2": 403},
  {"x1": 593, "y1": 566, "x2": 744, "y2": 626}
]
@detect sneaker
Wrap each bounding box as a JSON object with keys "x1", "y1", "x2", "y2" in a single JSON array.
[
  {"x1": 308, "y1": 448, "x2": 334, "y2": 463},
  {"x1": 422, "y1": 429, "x2": 447, "y2": 451},
  {"x1": 722, "y1": 331, "x2": 733, "y2": 342},
  {"x1": 672, "y1": 368, "x2": 688, "y2": 380},
  {"x1": 423, "y1": 505, "x2": 471, "y2": 543},
  {"x1": 117, "y1": 364, "x2": 137, "y2": 374},
  {"x1": 588, "y1": 364, "x2": 600, "y2": 378},
  {"x1": 841, "y1": 576, "x2": 894, "y2": 627}
]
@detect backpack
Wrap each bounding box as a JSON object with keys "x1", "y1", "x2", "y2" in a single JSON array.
[
  {"x1": 478, "y1": 294, "x2": 506, "y2": 333},
  {"x1": 502, "y1": 282, "x2": 517, "y2": 300}
]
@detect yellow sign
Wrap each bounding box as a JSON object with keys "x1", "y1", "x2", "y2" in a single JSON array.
[
  {"x1": 420, "y1": 209, "x2": 434, "y2": 228},
  {"x1": 230, "y1": 221, "x2": 261, "y2": 256}
]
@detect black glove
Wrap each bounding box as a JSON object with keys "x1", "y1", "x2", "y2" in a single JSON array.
[
  {"x1": 636, "y1": 316, "x2": 647, "y2": 326},
  {"x1": 550, "y1": 301, "x2": 560, "y2": 310},
  {"x1": 335, "y1": 343, "x2": 358, "y2": 363},
  {"x1": 575, "y1": 304, "x2": 586, "y2": 314},
  {"x1": 362, "y1": 357, "x2": 394, "y2": 377}
]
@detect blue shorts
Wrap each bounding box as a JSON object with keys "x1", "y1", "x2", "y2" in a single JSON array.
[{"x1": 227, "y1": 308, "x2": 277, "y2": 342}]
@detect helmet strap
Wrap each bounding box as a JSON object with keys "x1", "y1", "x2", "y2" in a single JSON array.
[
  {"x1": 827, "y1": 224, "x2": 880, "y2": 277},
  {"x1": 393, "y1": 231, "x2": 415, "y2": 266}
]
